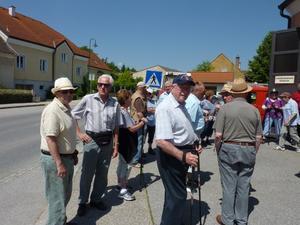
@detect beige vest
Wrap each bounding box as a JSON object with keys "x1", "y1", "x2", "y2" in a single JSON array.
[{"x1": 130, "y1": 91, "x2": 146, "y2": 122}]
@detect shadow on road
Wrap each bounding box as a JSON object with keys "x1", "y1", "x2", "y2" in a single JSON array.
[
  {"x1": 184, "y1": 199, "x2": 210, "y2": 225},
  {"x1": 295, "y1": 171, "x2": 300, "y2": 178}
]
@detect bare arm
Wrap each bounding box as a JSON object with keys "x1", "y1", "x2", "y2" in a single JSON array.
[
  {"x1": 214, "y1": 132, "x2": 222, "y2": 153},
  {"x1": 128, "y1": 118, "x2": 147, "y2": 133},
  {"x1": 75, "y1": 120, "x2": 92, "y2": 143},
  {"x1": 112, "y1": 128, "x2": 119, "y2": 158},
  {"x1": 46, "y1": 136, "x2": 66, "y2": 177}
]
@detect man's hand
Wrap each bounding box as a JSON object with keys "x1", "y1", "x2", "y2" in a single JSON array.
[
  {"x1": 185, "y1": 152, "x2": 199, "y2": 167},
  {"x1": 56, "y1": 162, "x2": 67, "y2": 177},
  {"x1": 78, "y1": 132, "x2": 92, "y2": 143},
  {"x1": 112, "y1": 144, "x2": 119, "y2": 158},
  {"x1": 195, "y1": 145, "x2": 203, "y2": 154}
]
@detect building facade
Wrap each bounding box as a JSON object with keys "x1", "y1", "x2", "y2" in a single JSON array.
[{"x1": 0, "y1": 6, "x2": 111, "y2": 100}]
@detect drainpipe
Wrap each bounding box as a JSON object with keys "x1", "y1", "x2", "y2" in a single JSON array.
[{"x1": 279, "y1": 7, "x2": 291, "y2": 28}]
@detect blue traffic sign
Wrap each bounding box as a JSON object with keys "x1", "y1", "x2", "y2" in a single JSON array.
[{"x1": 145, "y1": 70, "x2": 162, "y2": 88}]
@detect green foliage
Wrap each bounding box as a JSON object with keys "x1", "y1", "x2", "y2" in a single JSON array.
[
  {"x1": 193, "y1": 60, "x2": 214, "y2": 72},
  {"x1": 0, "y1": 89, "x2": 32, "y2": 103},
  {"x1": 247, "y1": 32, "x2": 272, "y2": 83},
  {"x1": 114, "y1": 70, "x2": 142, "y2": 91}
]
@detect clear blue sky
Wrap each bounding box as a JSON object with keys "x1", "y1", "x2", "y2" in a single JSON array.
[{"x1": 2, "y1": 0, "x2": 287, "y2": 72}]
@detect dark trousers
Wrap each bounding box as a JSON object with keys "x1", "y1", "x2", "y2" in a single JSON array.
[
  {"x1": 146, "y1": 125, "x2": 155, "y2": 145},
  {"x1": 157, "y1": 148, "x2": 188, "y2": 225}
]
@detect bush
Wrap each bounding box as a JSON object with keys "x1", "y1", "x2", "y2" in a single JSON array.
[{"x1": 0, "y1": 89, "x2": 33, "y2": 104}]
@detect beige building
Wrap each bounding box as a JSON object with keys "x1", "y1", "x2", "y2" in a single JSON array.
[{"x1": 0, "y1": 6, "x2": 111, "y2": 100}]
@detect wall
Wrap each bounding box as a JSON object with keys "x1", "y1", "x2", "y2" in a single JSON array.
[
  {"x1": 0, "y1": 54, "x2": 14, "y2": 88},
  {"x1": 54, "y1": 42, "x2": 73, "y2": 80}
]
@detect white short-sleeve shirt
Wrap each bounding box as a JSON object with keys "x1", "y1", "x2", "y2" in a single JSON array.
[{"x1": 155, "y1": 93, "x2": 198, "y2": 146}]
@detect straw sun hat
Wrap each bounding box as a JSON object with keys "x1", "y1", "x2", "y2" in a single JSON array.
[
  {"x1": 51, "y1": 77, "x2": 77, "y2": 94},
  {"x1": 228, "y1": 78, "x2": 252, "y2": 94}
]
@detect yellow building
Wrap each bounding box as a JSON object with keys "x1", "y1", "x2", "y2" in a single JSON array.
[
  {"x1": 0, "y1": 6, "x2": 111, "y2": 100},
  {"x1": 210, "y1": 53, "x2": 244, "y2": 78}
]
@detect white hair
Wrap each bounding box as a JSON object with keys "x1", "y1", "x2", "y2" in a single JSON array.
[{"x1": 98, "y1": 74, "x2": 114, "y2": 85}]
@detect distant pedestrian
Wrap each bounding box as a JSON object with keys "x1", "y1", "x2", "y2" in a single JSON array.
[
  {"x1": 274, "y1": 92, "x2": 300, "y2": 152},
  {"x1": 145, "y1": 87, "x2": 157, "y2": 155},
  {"x1": 219, "y1": 82, "x2": 233, "y2": 104},
  {"x1": 215, "y1": 78, "x2": 262, "y2": 225},
  {"x1": 185, "y1": 81, "x2": 205, "y2": 137},
  {"x1": 155, "y1": 74, "x2": 202, "y2": 225},
  {"x1": 262, "y1": 88, "x2": 283, "y2": 141},
  {"x1": 291, "y1": 83, "x2": 300, "y2": 135},
  {"x1": 157, "y1": 80, "x2": 173, "y2": 105},
  {"x1": 40, "y1": 77, "x2": 78, "y2": 225},
  {"x1": 130, "y1": 81, "x2": 147, "y2": 167},
  {"x1": 72, "y1": 74, "x2": 120, "y2": 217},
  {"x1": 116, "y1": 89, "x2": 148, "y2": 201}
]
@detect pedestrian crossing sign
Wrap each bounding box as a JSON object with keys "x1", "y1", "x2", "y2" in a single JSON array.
[{"x1": 145, "y1": 70, "x2": 162, "y2": 88}]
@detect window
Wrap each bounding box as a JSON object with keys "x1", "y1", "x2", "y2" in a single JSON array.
[
  {"x1": 61, "y1": 53, "x2": 67, "y2": 63},
  {"x1": 16, "y1": 55, "x2": 25, "y2": 69},
  {"x1": 76, "y1": 66, "x2": 81, "y2": 76},
  {"x1": 40, "y1": 59, "x2": 48, "y2": 72}
]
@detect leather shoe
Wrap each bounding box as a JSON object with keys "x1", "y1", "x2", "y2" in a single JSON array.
[
  {"x1": 216, "y1": 214, "x2": 225, "y2": 225},
  {"x1": 77, "y1": 204, "x2": 87, "y2": 217},
  {"x1": 90, "y1": 201, "x2": 108, "y2": 211}
]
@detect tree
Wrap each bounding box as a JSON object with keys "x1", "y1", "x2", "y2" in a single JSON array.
[
  {"x1": 114, "y1": 70, "x2": 142, "y2": 91},
  {"x1": 247, "y1": 32, "x2": 272, "y2": 83},
  {"x1": 193, "y1": 60, "x2": 214, "y2": 72}
]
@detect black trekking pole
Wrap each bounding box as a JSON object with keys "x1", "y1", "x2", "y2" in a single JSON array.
[{"x1": 194, "y1": 140, "x2": 202, "y2": 225}]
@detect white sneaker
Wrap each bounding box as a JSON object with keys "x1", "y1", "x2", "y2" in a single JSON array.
[
  {"x1": 296, "y1": 149, "x2": 300, "y2": 153},
  {"x1": 118, "y1": 190, "x2": 136, "y2": 201},
  {"x1": 274, "y1": 146, "x2": 285, "y2": 151}
]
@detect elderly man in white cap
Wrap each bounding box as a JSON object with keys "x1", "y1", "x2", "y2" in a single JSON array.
[
  {"x1": 145, "y1": 87, "x2": 157, "y2": 155},
  {"x1": 72, "y1": 74, "x2": 120, "y2": 217},
  {"x1": 130, "y1": 81, "x2": 147, "y2": 166},
  {"x1": 214, "y1": 78, "x2": 262, "y2": 225},
  {"x1": 40, "y1": 77, "x2": 78, "y2": 225}
]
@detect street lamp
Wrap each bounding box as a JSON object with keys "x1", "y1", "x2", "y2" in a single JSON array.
[{"x1": 88, "y1": 38, "x2": 98, "y2": 93}]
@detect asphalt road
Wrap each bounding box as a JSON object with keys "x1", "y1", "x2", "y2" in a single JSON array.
[{"x1": 0, "y1": 106, "x2": 45, "y2": 225}]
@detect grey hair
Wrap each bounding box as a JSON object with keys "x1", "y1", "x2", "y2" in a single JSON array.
[{"x1": 98, "y1": 74, "x2": 114, "y2": 85}]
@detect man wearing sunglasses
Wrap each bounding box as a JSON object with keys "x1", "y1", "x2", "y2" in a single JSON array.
[
  {"x1": 40, "y1": 77, "x2": 78, "y2": 225},
  {"x1": 72, "y1": 74, "x2": 120, "y2": 217}
]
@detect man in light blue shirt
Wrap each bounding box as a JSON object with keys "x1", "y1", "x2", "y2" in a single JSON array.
[
  {"x1": 275, "y1": 92, "x2": 300, "y2": 152},
  {"x1": 157, "y1": 80, "x2": 173, "y2": 105},
  {"x1": 185, "y1": 82, "x2": 205, "y2": 137}
]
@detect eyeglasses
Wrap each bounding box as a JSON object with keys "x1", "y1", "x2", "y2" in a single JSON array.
[
  {"x1": 60, "y1": 90, "x2": 75, "y2": 94},
  {"x1": 97, "y1": 83, "x2": 111, "y2": 88}
]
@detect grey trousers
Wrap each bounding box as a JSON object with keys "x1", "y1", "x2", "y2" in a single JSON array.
[
  {"x1": 41, "y1": 154, "x2": 74, "y2": 225},
  {"x1": 78, "y1": 139, "x2": 113, "y2": 204},
  {"x1": 218, "y1": 143, "x2": 256, "y2": 225},
  {"x1": 279, "y1": 125, "x2": 300, "y2": 147}
]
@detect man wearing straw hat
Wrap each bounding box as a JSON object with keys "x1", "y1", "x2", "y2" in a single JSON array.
[
  {"x1": 40, "y1": 77, "x2": 78, "y2": 225},
  {"x1": 214, "y1": 78, "x2": 262, "y2": 225}
]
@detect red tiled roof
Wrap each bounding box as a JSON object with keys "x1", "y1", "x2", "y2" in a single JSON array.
[
  {"x1": 0, "y1": 7, "x2": 88, "y2": 57},
  {"x1": 89, "y1": 52, "x2": 112, "y2": 71},
  {"x1": 191, "y1": 72, "x2": 234, "y2": 84}
]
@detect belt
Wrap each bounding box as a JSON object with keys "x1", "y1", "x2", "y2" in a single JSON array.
[
  {"x1": 41, "y1": 150, "x2": 74, "y2": 157},
  {"x1": 224, "y1": 141, "x2": 256, "y2": 146},
  {"x1": 86, "y1": 130, "x2": 112, "y2": 137},
  {"x1": 175, "y1": 144, "x2": 194, "y2": 150}
]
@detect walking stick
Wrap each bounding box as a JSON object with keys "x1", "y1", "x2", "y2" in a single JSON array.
[{"x1": 197, "y1": 151, "x2": 202, "y2": 225}]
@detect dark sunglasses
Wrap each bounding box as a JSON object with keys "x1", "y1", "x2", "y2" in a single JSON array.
[
  {"x1": 60, "y1": 90, "x2": 75, "y2": 94},
  {"x1": 97, "y1": 83, "x2": 111, "y2": 88}
]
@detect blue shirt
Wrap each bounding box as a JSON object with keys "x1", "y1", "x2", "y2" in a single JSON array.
[
  {"x1": 147, "y1": 99, "x2": 156, "y2": 127},
  {"x1": 157, "y1": 91, "x2": 169, "y2": 105},
  {"x1": 282, "y1": 98, "x2": 299, "y2": 126},
  {"x1": 185, "y1": 93, "x2": 204, "y2": 135}
]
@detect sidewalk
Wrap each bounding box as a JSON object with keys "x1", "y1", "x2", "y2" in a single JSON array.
[{"x1": 34, "y1": 141, "x2": 300, "y2": 225}]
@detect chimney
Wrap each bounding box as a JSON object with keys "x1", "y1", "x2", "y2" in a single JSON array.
[
  {"x1": 235, "y1": 55, "x2": 240, "y2": 69},
  {"x1": 8, "y1": 5, "x2": 16, "y2": 17}
]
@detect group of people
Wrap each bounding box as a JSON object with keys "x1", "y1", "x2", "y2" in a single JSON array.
[
  {"x1": 40, "y1": 73, "x2": 265, "y2": 225},
  {"x1": 262, "y1": 86, "x2": 300, "y2": 152}
]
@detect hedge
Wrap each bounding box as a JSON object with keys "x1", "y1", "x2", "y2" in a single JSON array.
[{"x1": 0, "y1": 89, "x2": 33, "y2": 104}]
